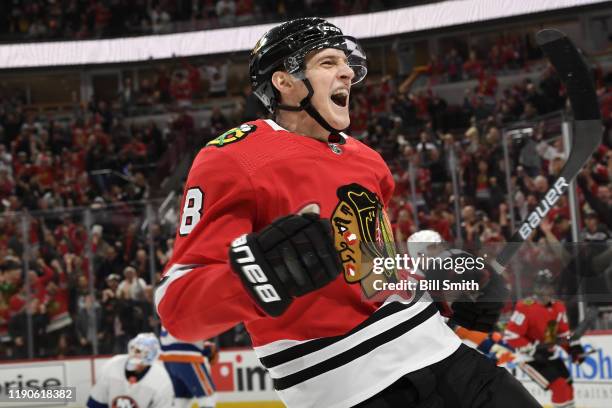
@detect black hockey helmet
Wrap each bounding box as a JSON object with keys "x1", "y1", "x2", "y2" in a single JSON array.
[
  {"x1": 534, "y1": 269, "x2": 555, "y2": 299},
  {"x1": 535, "y1": 269, "x2": 554, "y2": 286},
  {"x1": 249, "y1": 17, "x2": 367, "y2": 135}
]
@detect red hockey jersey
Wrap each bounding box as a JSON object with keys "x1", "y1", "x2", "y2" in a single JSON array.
[
  {"x1": 155, "y1": 119, "x2": 460, "y2": 408},
  {"x1": 503, "y1": 297, "x2": 571, "y2": 348}
]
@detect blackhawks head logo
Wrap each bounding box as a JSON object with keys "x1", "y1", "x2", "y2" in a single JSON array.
[
  {"x1": 544, "y1": 320, "x2": 559, "y2": 344},
  {"x1": 331, "y1": 183, "x2": 398, "y2": 298}
]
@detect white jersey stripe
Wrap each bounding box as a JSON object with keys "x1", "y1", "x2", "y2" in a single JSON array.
[
  {"x1": 261, "y1": 301, "x2": 432, "y2": 378},
  {"x1": 154, "y1": 263, "x2": 201, "y2": 312},
  {"x1": 252, "y1": 301, "x2": 460, "y2": 408},
  {"x1": 253, "y1": 337, "x2": 315, "y2": 358},
  {"x1": 270, "y1": 308, "x2": 460, "y2": 408}
]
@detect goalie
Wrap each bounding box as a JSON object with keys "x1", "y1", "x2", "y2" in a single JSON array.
[{"x1": 87, "y1": 333, "x2": 173, "y2": 408}]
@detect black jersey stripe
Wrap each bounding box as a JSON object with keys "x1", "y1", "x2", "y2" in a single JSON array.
[
  {"x1": 260, "y1": 300, "x2": 416, "y2": 368},
  {"x1": 271, "y1": 302, "x2": 438, "y2": 390}
]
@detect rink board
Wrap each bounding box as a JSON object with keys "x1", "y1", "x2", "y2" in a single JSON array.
[{"x1": 0, "y1": 332, "x2": 610, "y2": 407}]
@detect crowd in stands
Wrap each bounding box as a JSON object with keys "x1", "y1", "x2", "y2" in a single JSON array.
[
  {"x1": 353, "y1": 62, "x2": 612, "y2": 247},
  {"x1": 1, "y1": 29, "x2": 612, "y2": 358},
  {"x1": 0, "y1": 0, "x2": 418, "y2": 41},
  {"x1": 0, "y1": 78, "x2": 223, "y2": 357},
  {"x1": 424, "y1": 34, "x2": 543, "y2": 85},
  {"x1": 355, "y1": 56, "x2": 612, "y2": 324},
  {"x1": 116, "y1": 58, "x2": 234, "y2": 116}
]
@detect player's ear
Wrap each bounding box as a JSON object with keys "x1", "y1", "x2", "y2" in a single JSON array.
[{"x1": 271, "y1": 71, "x2": 294, "y2": 96}]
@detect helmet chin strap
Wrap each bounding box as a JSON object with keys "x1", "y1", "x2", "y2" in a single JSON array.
[{"x1": 276, "y1": 79, "x2": 345, "y2": 144}]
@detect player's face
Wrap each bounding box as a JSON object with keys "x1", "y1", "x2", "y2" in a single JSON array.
[
  {"x1": 535, "y1": 283, "x2": 554, "y2": 302},
  {"x1": 304, "y1": 48, "x2": 355, "y2": 130},
  {"x1": 127, "y1": 346, "x2": 147, "y2": 372}
]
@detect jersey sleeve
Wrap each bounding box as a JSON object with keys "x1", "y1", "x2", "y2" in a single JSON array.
[
  {"x1": 556, "y1": 302, "x2": 571, "y2": 339},
  {"x1": 503, "y1": 302, "x2": 530, "y2": 348},
  {"x1": 87, "y1": 360, "x2": 111, "y2": 408},
  {"x1": 155, "y1": 147, "x2": 263, "y2": 342}
]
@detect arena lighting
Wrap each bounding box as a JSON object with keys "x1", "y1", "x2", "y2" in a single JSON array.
[{"x1": 0, "y1": 0, "x2": 606, "y2": 69}]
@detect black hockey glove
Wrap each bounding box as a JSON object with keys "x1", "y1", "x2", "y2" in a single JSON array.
[
  {"x1": 569, "y1": 343, "x2": 586, "y2": 364},
  {"x1": 533, "y1": 343, "x2": 554, "y2": 362},
  {"x1": 229, "y1": 213, "x2": 342, "y2": 317},
  {"x1": 450, "y1": 269, "x2": 510, "y2": 333}
]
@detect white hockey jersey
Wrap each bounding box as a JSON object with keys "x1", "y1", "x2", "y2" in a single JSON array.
[
  {"x1": 88, "y1": 354, "x2": 174, "y2": 408},
  {"x1": 160, "y1": 325, "x2": 207, "y2": 354}
]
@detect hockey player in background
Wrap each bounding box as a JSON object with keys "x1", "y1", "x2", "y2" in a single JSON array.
[
  {"x1": 504, "y1": 270, "x2": 586, "y2": 408},
  {"x1": 156, "y1": 17, "x2": 540, "y2": 407},
  {"x1": 159, "y1": 325, "x2": 218, "y2": 408},
  {"x1": 87, "y1": 332, "x2": 173, "y2": 408}
]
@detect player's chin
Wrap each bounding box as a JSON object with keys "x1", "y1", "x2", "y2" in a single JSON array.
[{"x1": 326, "y1": 104, "x2": 350, "y2": 130}]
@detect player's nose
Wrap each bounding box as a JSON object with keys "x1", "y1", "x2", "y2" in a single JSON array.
[{"x1": 338, "y1": 62, "x2": 354, "y2": 83}]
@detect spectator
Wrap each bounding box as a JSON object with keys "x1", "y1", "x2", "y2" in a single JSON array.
[
  {"x1": 150, "y1": 5, "x2": 171, "y2": 34},
  {"x1": 204, "y1": 60, "x2": 229, "y2": 98},
  {"x1": 445, "y1": 48, "x2": 464, "y2": 82},
  {"x1": 116, "y1": 265, "x2": 147, "y2": 301},
  {"x1": 463, "y1": 50, "x2": 483, "y2": 79},
  {"x1": 170, "y1": 72, "x2": 194, "y2": 108},
  {"x1": 478, "y1": 68, "x2": 498, "y2": 97},
  {"x1": 460, "y1": 205, "x2": 482, "y2": 246},
  {"x1": 96, "y1": 245, "x2": 124, "y2": 289},
  {"x1": 9, "y1": 296, "x2": 49, "y2": 359},
  {"x1": 0, "y1": 144, "x2": 12, "y2": 175},
  {"x1": 582, "y1": 212, "x2": 611, "y2": 243},
  {"x1": 210, "y1": 107, "x2": 229, "y2": 135},
  {"x1": 216, "y1": 0, "x2": 236, "y2": 26},
  {"x1": 75, "y1": 293, "x2": 101, "y2": 355},
  {"x1": 235, "y1": 0, "x2": 255, "y2": 24},
  {"x1": 118, "y1": 78, "x2": 136, "y2": 116},
  {"x1": 578, "y1": 169, "x2": 612, "y2": 230}
]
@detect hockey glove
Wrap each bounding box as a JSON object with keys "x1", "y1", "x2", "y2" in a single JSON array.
[
  {"x1": 202, "y1": 341, "x2": 218, "y2": 364},
  {"x1": 450, "y1": 270, "x2": 510, "y2": 333},
  {"x1": 569, "y1": 343, "x2": 586, "y2": 364},
  {"x1": 229, "y1": 213, "x2": 342, "y2": 317},
  {"x1": 533, "y1": 343, "x2": 554, "y2": 362}
]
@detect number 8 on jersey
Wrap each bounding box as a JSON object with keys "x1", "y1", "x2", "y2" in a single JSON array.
[{"x1": 179, "y1": 188, "x2": 204, "y2": 236}]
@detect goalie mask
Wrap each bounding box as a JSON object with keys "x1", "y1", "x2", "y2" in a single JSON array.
[
  {"x1": 249, "y1": 17, "x2": 367, "y2": 137},
  {"x1": 126, "y1": 333, "x2": 160, "y2": 371}
]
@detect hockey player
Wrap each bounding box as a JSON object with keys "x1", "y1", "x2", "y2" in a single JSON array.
[
  {"x1": 504, "y1": 270, "x2": 585, "y2": 408},
  {"x1": 159, "y1": 325, "x2": 218, "y2": 408},
  {"x1": 156, "y1": 17, "x2": 540, "y2": 407},
  {"x1": 87, "y1": 332, "x2": 173, "y2": 408}
]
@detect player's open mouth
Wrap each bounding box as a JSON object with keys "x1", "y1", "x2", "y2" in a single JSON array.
[{"x1": 330, "y1": 89, "x2": 349, "y2": 107}]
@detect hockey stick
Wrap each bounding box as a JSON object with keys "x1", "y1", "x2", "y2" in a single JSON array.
[
  {"x1": 569, "y1": 306, "x2": 598, "y2": 342},
  {"x1": 490, "y1": 29, "x2": 602, "y2": 274}
]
